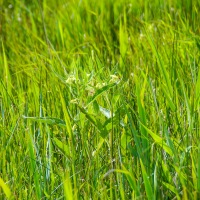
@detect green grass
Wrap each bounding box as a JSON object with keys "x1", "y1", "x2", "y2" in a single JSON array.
[{"x1": 0, "y1": 0, "x2": 200, "y2": 199}]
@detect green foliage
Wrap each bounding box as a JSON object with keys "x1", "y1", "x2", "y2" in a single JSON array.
[{"x1": 1, "y1": 0, "x2": 200, "y2": 199}]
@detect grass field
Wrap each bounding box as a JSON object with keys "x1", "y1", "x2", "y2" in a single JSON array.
[{"x1": 1, "y1": 0, "x2": 200, "y2": 199}]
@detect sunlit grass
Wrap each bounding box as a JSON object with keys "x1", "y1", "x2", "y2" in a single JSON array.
[{"x1": 1, "y1": 0, "x2": 200, "y2": 199}]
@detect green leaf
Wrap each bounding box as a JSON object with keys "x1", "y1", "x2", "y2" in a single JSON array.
[
  {"x1": 145, "y1": 28, "x2": 174, "y2": 103},
  {"x1": 197, "y1": 145, "x2": 200, "y2": 193},
  {"x1": 22, "y1": 116, "x2": 66, "y2": 127},
  {"x1": 140, "y1": 159, "x2": 154, "y2": 200},
  {"x1": 195, "y1": 68, "x2": 200, "y2": 109},
  {"x1": 162, "y1": 182, "x2": 180, "y2": 200},
  {"x1": 53, "y1": 137, "x2": 71, "y2": 160},
  {"x1": 86, "y1": 83, "x2": 117, "y2": 107},
  {"x1": 77, "y1": 105, "x2": 108, "y2": 138},
  {"x1": 28, "y1": 132, "x2": 41, "y2": 199},
  {"x1": 103, "y1": 165, "x2": 139, "y2": 196},
  {"x1": 140, "y1": 123, "x2": 173, "y2": 156},
  {"x1": 0, "y1": 177, "x2": 11, "y2": 199},
  {"x1": 63, "y1": 171, "x2": 73, "y2": 200}
]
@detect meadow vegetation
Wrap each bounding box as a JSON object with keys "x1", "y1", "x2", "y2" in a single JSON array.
[{"x1": 1, "y1": 0, "x2": 200, "y2": 199}]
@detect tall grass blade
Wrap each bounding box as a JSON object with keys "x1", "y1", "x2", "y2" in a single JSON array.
[
  {"x1": 63, "y1": 171, "x2": 73, "y2": 200},
  {"x1": 140, "y1": 159, "x2": 154, "y2": 200},
  {"x1": 140, "y1": 123, "x2": 173, "y2": 156},
  {"x1": 0, "y1": 177, "x2": 11, "y2": 199},
  {"x1": 28, "y1": 131, "x2": 41, "y2": 199},
  {"x1": 145, "y1": 27, "x2": 175, "y2": 110}
]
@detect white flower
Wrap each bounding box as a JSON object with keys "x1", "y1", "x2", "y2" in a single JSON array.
[
  {"x1": 109, "y1": 74, "x2": 121, "y2": 84},
  {"x1": 66, "y1": 75, "x2": 76, "y2": 84}
]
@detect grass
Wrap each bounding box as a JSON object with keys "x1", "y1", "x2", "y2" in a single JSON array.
[{"x1": 0, "y1": 0, "x2": 200, "y2": 199}]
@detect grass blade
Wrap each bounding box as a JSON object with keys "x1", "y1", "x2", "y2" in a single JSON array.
[
  {"x1": 140, "y1": 159, "x2": 154, "y2": 200},
  {"x1": 140, "y1": 123, "x2": 173, "y2": 156},
  {"x1": 0, "y1": 177, "x2": 11, "y2": 199},
  {"x1": 86, "y1": 82, "x2": 117, "y2": 107}
]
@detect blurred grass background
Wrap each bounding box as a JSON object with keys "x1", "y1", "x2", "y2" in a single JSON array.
[{"x1": 1, "y1": 0, "x2": 200, "y2": 199}]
